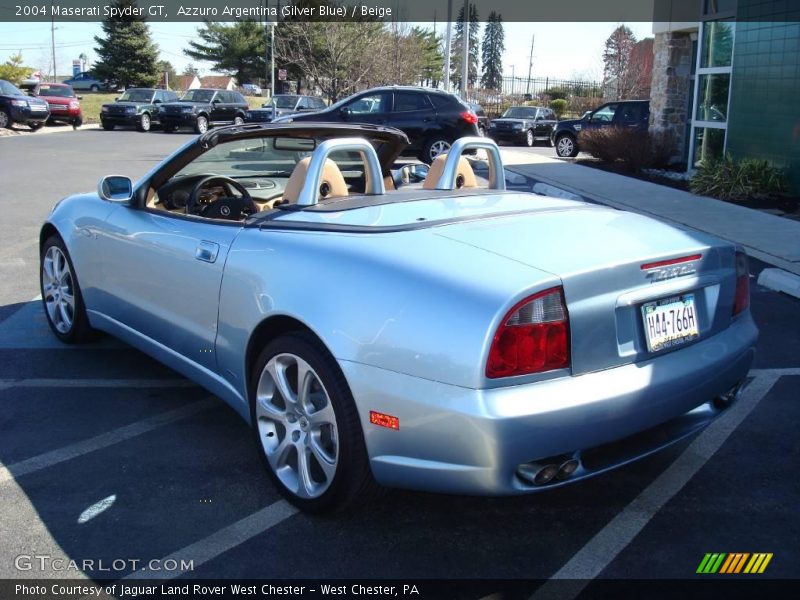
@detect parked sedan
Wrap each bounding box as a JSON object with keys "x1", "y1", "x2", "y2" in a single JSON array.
[
  {"x1": 21, "y1": 82, "x2": 82, "y2": 128},
  {"x1": 0, "y1": 78, "x2": 49, "y2": 129},
  {"x1": 246, "y1": 94, "x2": 327, "y2": 123},
  {"x1": 100, "y1": 88, "x2": 179, "y2": 132},
  {"x1": 488, "y1": 106, "x2": 556, "y2": 147},
  {"x1": 62, "y1": 71, "x2": 112, "y2": 92},
  {"x1": 158, "y1": 88, "x2": 249, "y2": 133},
  {"x1": 40, "y1": 124, "x2": 757, "y2": 512}
]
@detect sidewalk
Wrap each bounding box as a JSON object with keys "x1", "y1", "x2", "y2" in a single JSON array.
[{"x1": 501, "y1": 150, "x2": 800, "y2": 276}]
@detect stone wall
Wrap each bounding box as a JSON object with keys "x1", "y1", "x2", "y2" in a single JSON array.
[{"x1": 649, "y1": 31, "x2": 695, "y2": 163}]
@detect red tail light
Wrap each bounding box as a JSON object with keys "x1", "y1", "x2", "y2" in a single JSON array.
[
  {"x1": 732, "y1": 251, "x2": 750, "y2": 316},
  {"x1": 486, "y1": 287, "x2": 570, "y2": 378},
  {"x1": 460, "y1": 111, "x2": 478, "y2": 125}
]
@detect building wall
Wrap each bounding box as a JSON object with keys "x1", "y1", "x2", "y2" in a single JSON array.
[{"x1": 726, "y1": 9, "x2": 800, "y2": 193}]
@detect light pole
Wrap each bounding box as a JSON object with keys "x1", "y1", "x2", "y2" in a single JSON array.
[
  {"x1": 460, "y1": 0, "x2": 468, "y2": 98},
  {"x1": 443, "y1": 0, "x2": 452, "y2": 91},
  {"x1": 270, "y1": 22, "x2": 275, "y2": 97}
]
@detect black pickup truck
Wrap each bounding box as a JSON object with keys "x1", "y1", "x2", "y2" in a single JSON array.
[{"x1": 158, "y1": 89, "x2": 249, "y2": 134}]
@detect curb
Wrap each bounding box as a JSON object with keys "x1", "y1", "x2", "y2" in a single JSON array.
[
  {"x1": 757, "y1": 268, "x2": 800, "y2": 299},
  {"x1": 0, "y1": 123, "x2": 99, "y2": 139}
]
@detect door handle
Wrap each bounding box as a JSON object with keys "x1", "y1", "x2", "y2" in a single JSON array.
[{"x1": 195, "y1": 240, "x2": 220, "y2": 263}]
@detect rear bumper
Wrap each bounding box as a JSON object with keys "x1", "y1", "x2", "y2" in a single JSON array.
[{"x1": 342, "y1": 313, "x2": 757, "y2": 495}]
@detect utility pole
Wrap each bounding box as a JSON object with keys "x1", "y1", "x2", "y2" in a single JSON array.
[
  {"x1": 50, "y1": 3, "x2": 56, "y2": 82},
  {"x1": 460, "y1": 0, "x2": 468, "y2": 98},
  {"x1": 270, "y1": 22, "x2": 275, "y2": 97},
  {"x1": 526, "y1": 35, "x2": 535, "y2": 95},
  {"x1": 443, "y1": 0, "x2": 452, "y2": 91}
]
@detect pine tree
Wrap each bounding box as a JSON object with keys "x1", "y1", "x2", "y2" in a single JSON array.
[
  {"x1": 480, "y1": 12, "x2": 504, "y2": 90},
  {"x1": 451, "y1": 4, "x2": 480, "y2": 89},
  {"x1": 93, "y1": 0, "x2": 160, "y2": 88},
  {"x1": 185, "y1": 21, "x2": 267, "y2": 87}
]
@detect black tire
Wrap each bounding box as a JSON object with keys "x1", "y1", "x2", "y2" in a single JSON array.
[
  {"x1": 194, "y1": 115, "x2": 209, "y2": 134},
  {"x1": 102, "y1": 122, "x2": 115, "y2": 131},
  {"x1": 421, "y1": 137, "x2": 452, "y2": 164},
  {"x1": 249, "y1": 332, "x2": 381, "y2": 513},
  {"x1": 40, "y1": 235, "x2": 97, "y2": 344},
  {"x1": 522, "y1": 128, "x2": 534, "y2": 147},
  {"x1": 0, "y1": 109, "x2": 10, "y2": 129},
  {"x1": 233, "y1": 115, "x2": 245, "y2": 126},
  {"x1": 72, "y1": 116, "x2": 83, "y2": 130},
  {"x1": 478, "y1": 125, "x2": 486, "y2": 137},
  {"x1": 136, "y1": 112, "x2": 151, "y2": 132},
  {"x1": 555, "y1": 133, "x2": 579, "y2": 157},
  {"x1": 29, "y1": 122, "x2": 43, "y2": 131}
]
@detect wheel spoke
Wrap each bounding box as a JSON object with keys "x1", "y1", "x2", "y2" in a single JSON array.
[
  {"x1": 296, "y1": 360, "x2": 315, "y2": 413},
  {"x1": 266, "y1": 358, "x2": 298, "y2": 409},
  {"x1": 256, "y1": 395, "x2": 286, "y2": 422},
  {"x1": 308, "y1": 435, "x2": 336, "y2": 479},
  {"x1": 57, "y1": 300, "x2": 71, "y2": 328},
  {"x1": 296, "y1": 445, "x2": 315, "y2": 497},
  {"x1": 61, "y1": 288, "x2": 75, "y2": 309},
  {"x1": 308, "y1": 401, "x2": 335, "y2": 427},
  {"x1": 266, "y1": 434, "x2": 292, "y2": 471}
]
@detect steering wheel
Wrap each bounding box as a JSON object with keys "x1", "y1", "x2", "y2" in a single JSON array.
[{"x1": 186, "y1": 175, "x2": 258, "y2": 221}]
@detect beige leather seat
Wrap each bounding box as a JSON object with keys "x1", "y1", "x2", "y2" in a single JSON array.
[
  {"x1": 422, "y1": 154, "x2": 478, "y2": 190},
  {"x1": 281, "y1": 157, "x2": 349, "y2": 204}
]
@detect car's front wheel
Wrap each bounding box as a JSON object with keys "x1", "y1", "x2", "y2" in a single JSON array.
[
  {"x1": 137, "y1": 112, "x2": 151, "y2": 132},
  {"x1": 0, "y1": 109, "x2": 11, "y2": 129},
  {"x1": 90, "y1": 84, "x2": 99, "y2": 92},
  {"x1": 102, "y1": 122, "x2": 115, "y2": 131},
  {"x1": 523, "y1": 128, "x2": 534, "y2": 147},
  {"x1": 40, "y1": 235, "x2": 96, "y2": 344},
  {"x1": 555, "y1": 133, "x2": 578, "y2": 157},
  {"x1": 422, "y1": 137, "x2": 451, "y2": 164},
  {"x1": 233, "y1": 115, "x2": 245, "y2": 126},
  {"x1": 194, "y1": 115, "x2": 209, "y2": 134},
  {"x1": 250, "y1": 332, "x2": 380, "y2": 512}
]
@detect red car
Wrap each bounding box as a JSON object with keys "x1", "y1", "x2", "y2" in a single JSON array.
[{"x1": 27, "y1": 82, "x2": 83, "y2": 128}]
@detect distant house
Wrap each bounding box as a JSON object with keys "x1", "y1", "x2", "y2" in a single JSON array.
[
  {"x1": 167, "y1": 74, "x2": 201, "y2": 92},
  {"x1": 199, "y1": 75, "x2": 237, "y2": 90}
]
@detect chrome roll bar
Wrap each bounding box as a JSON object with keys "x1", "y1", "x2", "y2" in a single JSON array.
[
  {"x1": 434, "y1": 136, "x2": 506, "y2": 191},
  {"x1": 295, "y1": 137, "x2": 385, "y2": 206}
]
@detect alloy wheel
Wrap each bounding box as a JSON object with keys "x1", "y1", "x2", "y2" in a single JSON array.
[
  {"x1": 255, "y1": 353, "x2": 339, "y2": 499},
  {"x1": 234, "y1": 116, "x2": 244, "y2": 125},
  {"x1": 196, "y1": 116, "x2": 208, "y2": 133},
  {"x1": 140, "y1": 113, "x2": 150, "y2": 131},
  {"x1": 526, "y1": 129, "x2": 534, "y2": 146},
  {"x1": 41, "y1": 246, "x2": 75, "y2": 334},
  {"x1": 429, "y1": 139, "x2": 451, "y2": 161},
  {"x1": 557, "y1": 136, "x2": 574, "y2": 157},
  {"x1": 0, "y1": 111, "x2": 9, "y2": 128}
]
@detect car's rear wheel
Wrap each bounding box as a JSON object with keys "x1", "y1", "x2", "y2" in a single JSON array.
[
  {"x1": 556, "y1": 133, "x2": 578, "y2": 157},
  {"x1": 137, "y1": 112, "x2": 151, "y2": 132},
  {"x1": 0, "y1": 110, "x2": 11, "y2": 129},
  {"x1": 478, "y1": 125, "x2": 486, "y2": 137},
  {"x1": 90, "y1": 84, "x2": 99, "y2": 92},
  {"x1": 40, "y1": 235, "x2": 96, "y2": 344},
  {"x1": 250, "y1": 332, "x2": 380, "y2": 512},
  {"x1": 233, "y1": 115, "x2": 245, "y2": 126},
  {"x1": 29, "y1": 122, "x2": 43, "y2": 131},
  {"x1": 102, "y1": 122, "x2": 115, "y2": 131},
  {"x1": 194, "y1": 115, "x2": 209, "y2": 134},
  {"x1": 422, "y1": 137, "x2": 451, "y2": 164}
]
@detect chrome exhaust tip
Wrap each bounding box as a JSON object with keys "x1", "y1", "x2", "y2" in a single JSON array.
[
  {"x1": 518, "y1": 456, "x2": 582, "y2": 486},
  {"x1": 713, "y1": 381, "x2": 743, "y2": 409}
]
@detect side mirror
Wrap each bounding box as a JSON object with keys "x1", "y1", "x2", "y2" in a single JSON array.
[
  {"x1": 212, "y1": 98, "x2": 221, "y2": 104},
  {"x1": 97, "y1": 175, "x2": 133, "y2": 203},
  {"x1": 153, "y1": 99, "x2": 161, "y2": 104},
  {"x1": 340, "y1": 107, "x2": 351, "y2": 120}
]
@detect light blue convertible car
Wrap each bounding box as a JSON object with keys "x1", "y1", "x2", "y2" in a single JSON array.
[{"x1": 40, "y1": 123, "x2": 757, "y2": 511}]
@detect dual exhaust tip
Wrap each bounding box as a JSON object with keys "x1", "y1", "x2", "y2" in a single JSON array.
[{"x1": 517, "y1": 457, "x2": 580, "y2": 486}]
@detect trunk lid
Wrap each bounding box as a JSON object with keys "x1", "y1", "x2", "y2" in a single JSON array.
[{"x1": 435, "y1": 206, "x2": 738, "y2": 375}]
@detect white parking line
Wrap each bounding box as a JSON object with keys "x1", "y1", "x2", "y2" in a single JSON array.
[
  {"x1": 530, "y1": 371, "x2": 783, "y2": 600},
  {"x1": 0, "y1": 398, "x2": 217, "y2": 484},
  {"x1": 125, "y1": 500, "x2": 299, "y2": 580},
  {"x1": 2, "y1": 378, "x2": 196, "y2": 389}
]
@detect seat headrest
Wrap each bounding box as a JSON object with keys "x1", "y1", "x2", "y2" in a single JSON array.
[
  {"x1": 422, "y1": 154, "x2": 478, "y2": 190},
  {"x1": 282, "y1": 157, "x2": 349, "y2": 204}
]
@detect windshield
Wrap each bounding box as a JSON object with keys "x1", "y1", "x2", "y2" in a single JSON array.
[
  {"x1": 0, "y1": 80, "x2": 24, "y2": 96},
  {"x1": 272, "y1": 95, "x2": 299, "y2": 109},
  {"x1": 180, "y1": 89, "x2": 215, "y2": 103},
  {"x1": 38, "y1": 85, "x2": 74, "y2": 98},
  {"x1": 503, "y1": 107, "x2": 537, "y2": 118},
  {"x1": 119, "y1": 89, "x2": 154, "y2": 102}
]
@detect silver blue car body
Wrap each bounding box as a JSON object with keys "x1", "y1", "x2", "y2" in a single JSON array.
[{"x1": 40, "y1": 124, "x2": 757, "y2": 502}]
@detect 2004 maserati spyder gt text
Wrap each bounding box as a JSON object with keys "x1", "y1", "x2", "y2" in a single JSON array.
[{"x1": 39, "y1": 124, "x2": 757, "y2": 511}]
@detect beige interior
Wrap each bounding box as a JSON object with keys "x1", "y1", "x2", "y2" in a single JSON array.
[
  {"x1": 282, "y1": 157, "x2": 348, "y2": 204},
  {"x1": 422, "y1": 154, "x2": 477, "y2": 190}
]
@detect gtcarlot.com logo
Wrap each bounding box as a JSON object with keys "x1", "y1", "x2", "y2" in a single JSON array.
[{"x1": 696, "y1": 552, "x2": 773, "y2": 574}]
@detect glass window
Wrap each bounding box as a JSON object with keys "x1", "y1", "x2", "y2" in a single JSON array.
[
  {"x1": 692, "y1": 127, "x2": 726, "y2": 167},
  {"x1": 700, "y1": 20, "x2": 734, "y2": 67},
  {"x1": 393, "y1": 92, "x2": 430, "y2": 112},
  {"x1": 591, "y1": 104, "x2": 618, "y2": 122},
  {"x1": 347, "y1": 93, "x2": 388, "y2": 114},
  {"x1": 695, "y1": 74, "x2": 730, "y2": 121},
  {"x1": 617, "y1": 103, "x2": 645, "y2": 123},
  {"x1": 704, "y1": 0, "x2": 736, "y2": 15},
  {"x1": 118, "y1": 89, "x2": 154, "y2": 103}
]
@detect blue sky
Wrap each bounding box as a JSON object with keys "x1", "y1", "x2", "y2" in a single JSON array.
[{"x1": 0, "y1": 21, "x2": 654, "y2": 81}]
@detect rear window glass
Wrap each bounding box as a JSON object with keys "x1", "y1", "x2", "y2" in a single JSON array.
[
  {"x1": 428, "y1": 94, "x2": 457, "y2": 110},
  {"x1": 393, "y1": 92, "x2": 431, "y2": 112}
]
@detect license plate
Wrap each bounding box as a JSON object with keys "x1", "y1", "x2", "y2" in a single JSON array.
[{"x1": 641, "y1": 293, "x2": 699, "y2": 352}]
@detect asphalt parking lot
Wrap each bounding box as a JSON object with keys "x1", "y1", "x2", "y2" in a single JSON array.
[{"x1": 0, "y1": 130, "x2": 798, "y2": 595}]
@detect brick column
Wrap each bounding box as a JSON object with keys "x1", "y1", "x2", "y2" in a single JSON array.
[{"x1": 649, "y1": 31, "x2": 694, "y2": 163}]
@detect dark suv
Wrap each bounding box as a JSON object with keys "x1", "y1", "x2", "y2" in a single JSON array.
[
  {"x1": 247, "y1": 94, "x2": 327, "y2": 123},
  {"x1": 277, "y1": 86, "x2": 479, "y2": 163},
  {"x1": 0, "y1": 78, "x2": 50, "y2": 130},
  {"x1": 488, "y1": 106, "x2": 557, "y2": 147},
  {"x1": 551, "y1": 100, "x2": 650, "y2": 157},
  {"x1": 100, "y1": 88, "x2": 179, "y2": 132},
  {"x1": 158, "y1": 89, "x2": 249, "y2": 134}
]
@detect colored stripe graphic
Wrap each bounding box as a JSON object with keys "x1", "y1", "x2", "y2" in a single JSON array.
[
  {"x1": 744, "y1": 553, "x2": 773, "y2": 574},
  {"x1": 697, "y1": 553, "x2": 727, "y2": 573},
  {"x1": 700, "y1": 552, "x2": 773, "y2": 574}
]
